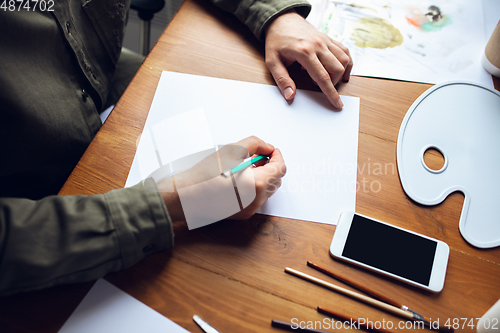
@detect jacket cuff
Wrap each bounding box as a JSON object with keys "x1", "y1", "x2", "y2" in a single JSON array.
[
  {"x1": 104, "y1": 178, "x2": 174, "y2": 269},
  {"x1": 249, "y1": 1, "x2": 312, "y2": 41}
]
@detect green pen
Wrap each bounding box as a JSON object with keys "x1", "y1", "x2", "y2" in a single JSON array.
[{"x1": 221, "y1": 154, "x2": 270, "y2": 177}]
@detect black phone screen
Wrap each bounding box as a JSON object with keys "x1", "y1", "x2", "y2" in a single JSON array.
[{"x1": 341, "y1": 214, "x2": 437, "y2": 286}]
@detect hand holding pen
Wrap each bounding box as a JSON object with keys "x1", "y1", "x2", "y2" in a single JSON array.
[{"x1": 157, "y1": 136, "x2": 286, "y2": 222}]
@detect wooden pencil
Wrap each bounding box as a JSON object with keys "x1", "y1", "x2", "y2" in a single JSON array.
[
  {"x1": 306, "y1": 261, "x2": 453, "y2": 333},
  {"x1": 307, "y1": 261, "x2": 401, "y2": 308},
  {"x1": 285, "y1": 267, "x2": 414, "y2": 320},
  {"x1": 284, "y1": 267, "x2": 454, "y2": 333}
]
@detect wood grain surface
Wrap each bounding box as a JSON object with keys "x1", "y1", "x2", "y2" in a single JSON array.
[{"x1": 1, "y1": 0, "x2": 499, "y2": 332}]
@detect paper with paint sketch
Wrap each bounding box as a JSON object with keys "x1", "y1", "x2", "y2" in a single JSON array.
[
  {"x1": 307, "y1": 0, "x2": 493, "y2": 87},
  {"x1": 125, "y1": 71, "x2": 360, "y2": 225}
]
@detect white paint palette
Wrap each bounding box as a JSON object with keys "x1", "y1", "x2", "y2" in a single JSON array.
[{"x1": 397, "y1": 81, "x2": 500, "y2": 248}]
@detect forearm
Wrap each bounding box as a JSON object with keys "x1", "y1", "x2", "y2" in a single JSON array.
[{"x1": 0, "y1": 179, "x2": 173, "y2": 296}]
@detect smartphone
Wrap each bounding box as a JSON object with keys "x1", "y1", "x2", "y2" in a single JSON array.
[{"x1": 330, "y1": 211, "x2": 450, "y2": 292}]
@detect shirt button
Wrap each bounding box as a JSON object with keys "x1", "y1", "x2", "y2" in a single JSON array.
[{"x1": 82, "y1": 89, "x2": 88, "y2": 101}]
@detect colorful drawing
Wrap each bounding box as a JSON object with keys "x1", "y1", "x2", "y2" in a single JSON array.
[
  {"x1": 405, "y1": 5, "x2": 452, "y2": 32},
  {"x1": 351, "y1": 17, "x2": 404, "y2": 49},
  {"x1": 306, "y1": 0, "x2": 489, "y2": 86},
  {"x1": 315, "y1": 1, "x2": 456, "y2": 49}
]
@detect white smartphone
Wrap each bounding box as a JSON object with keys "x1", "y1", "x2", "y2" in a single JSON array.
[{"x1": 330, "y1": 211, "x2": 450, "y2": 292}]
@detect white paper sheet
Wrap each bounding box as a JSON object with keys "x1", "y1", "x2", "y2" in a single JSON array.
[
  {"x1": 126, "y1": 71, "x2": 360, "y2": 225},
  {"x1": 151, "y1": 108, "x2": 215, "y2": 166},
  {"x1": 58, "y1": 279, "x2": 189, "y2": 333},
  {"x1": 307, "y1": 0, "x2": 494, "y2": 88}
]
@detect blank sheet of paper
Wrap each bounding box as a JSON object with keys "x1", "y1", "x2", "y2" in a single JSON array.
[
  {"x1": 126, "y1": 71, "x2": 360, "y2": 225},
  {"x1": 151, "y1": 108, "x2": 214, "y2": 166},
  {"x1": 58, "y1": 279, "x2": 189, "y2": 333}
]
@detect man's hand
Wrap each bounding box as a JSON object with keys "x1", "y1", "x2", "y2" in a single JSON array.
[
  {"x1": 264, "y1": 11, "x2": 353, "y2": 109},
  {"x1": 228, "y1": 136, "x2": 286, "y2": 220},
  {"x1": 158, "y1": 136, "x2": 286, "y2": 223}
]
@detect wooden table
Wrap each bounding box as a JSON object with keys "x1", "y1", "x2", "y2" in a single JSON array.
[{"x1": 1, "y1": 0, "x2": 499, "y2": 332}]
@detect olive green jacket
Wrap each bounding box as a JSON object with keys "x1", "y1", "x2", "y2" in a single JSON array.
[{"x1": 0, "y1": 0, "x2": 310, "y2": 296}]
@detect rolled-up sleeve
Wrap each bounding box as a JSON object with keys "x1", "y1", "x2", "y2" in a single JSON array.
[
  {"x1": 209, "y1": 0, "x2": 312, "y2": 40},
  {"x1": 0, "y1": 179, "x2": 173, "y2": 296}
]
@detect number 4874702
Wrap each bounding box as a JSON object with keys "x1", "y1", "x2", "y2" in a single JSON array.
[
  {"x1": 444, "y1": 318, "x2": 499, "y2": 330},
  {"x1": 0, "y1": 0, "x2": 55, "y2": 11}
]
